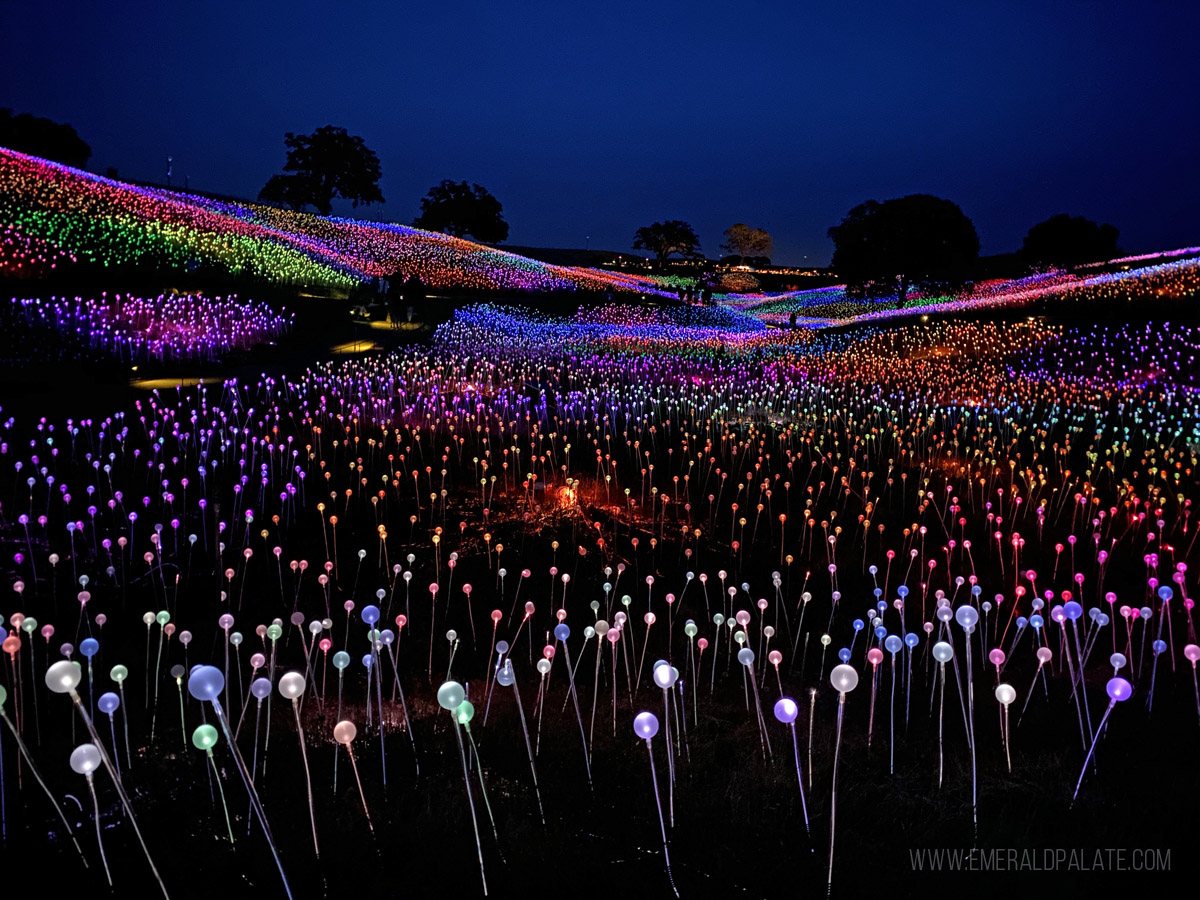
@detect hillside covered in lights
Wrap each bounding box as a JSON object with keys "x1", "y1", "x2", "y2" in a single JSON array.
[
  {"x1": 724, "y1": 248, "x2": 1200, "y2": 326},
  {"x1": 3, "y1": 146, "x2": 1199, "y2": 327},
  {"x1": 0, "y1": 148, "x2": 672, "y2": 294}
]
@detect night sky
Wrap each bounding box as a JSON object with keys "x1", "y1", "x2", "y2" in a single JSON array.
[{"x1": 2, "y1": 0, "x2": 1197, "y2": 265}]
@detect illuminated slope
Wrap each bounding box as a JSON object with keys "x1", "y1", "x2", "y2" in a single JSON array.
[
  {"x1": 727, "y1": 248, "x2": 1200, "y2": 327},
  {"x1": 0, "y1": 148, "x2": 672, "y2": 294},
  {"x1": 6, "y1": 146, "x2": 1195, "y2": 319}
]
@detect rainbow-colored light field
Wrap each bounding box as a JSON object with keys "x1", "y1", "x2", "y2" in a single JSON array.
[{"x1": 1, "y1": 148, "x2": 1199, "y2": 900}]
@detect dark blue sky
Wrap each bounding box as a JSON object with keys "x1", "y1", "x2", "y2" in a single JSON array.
[{"x1": 3, "y1": 0, "x2": 1197, "y2": 265}]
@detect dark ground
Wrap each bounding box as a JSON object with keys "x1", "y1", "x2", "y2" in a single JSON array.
[{"x1": 5, "y1": 521, "x2": 1196, "y2": 900}]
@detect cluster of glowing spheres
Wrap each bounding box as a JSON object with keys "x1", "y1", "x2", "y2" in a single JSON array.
[
  {"x1": 6, "y1": 292, "x2": 292, "y2": 362},
  {"x1": 0, "y1": 224, "x2": 76, "y2": 277}
]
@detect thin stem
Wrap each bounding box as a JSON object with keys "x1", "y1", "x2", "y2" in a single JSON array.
[
  {"x1": 71, "y1": 694, "x2": 170, "y2": 899},
  {"x1": 1071, "y1": 702, "x2": 1117, "y2": 805},
  {"x1": 789, "y1": 723, "x2": 810, "y2": 836},
  {"x1": 452, "y1": 721, "x2": 488, "y2": 895},
  {"x1": 344, "y1": 744, "x2": 374, "y2": 831},
  {"x1": 645, "y1": 740, "x2": 679, "y2": 898},
  {"x1": 210, "y1": 701, "x2": 292, "y2": 900},
  {"x1": 0, "y1": 709, "x2": 89, "y2": 869},
  {"x1": 87, "y1": 775, "x2": 112, "y2": 887},
  {"x1": 828, "y1": 694, "x2": 847, "y2": 895},
  {"x1": 291, "y1": 699, "x2": 320, "y2": 857},
  {"x1": 510, "y1": 680, "x2": 546, "y2": 824},
  {"x1": 209, "y1": 752, "x2": 235, "y2": 844}
]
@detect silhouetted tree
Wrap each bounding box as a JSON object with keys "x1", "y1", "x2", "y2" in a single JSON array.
[
  {"x1": 413, "y1": 181, "x2": 509, "y2": 242},
  {"x1": 632, "y1": 220, "x2": 701, "y2": 265},
  {"x1": 258, "y1": 126, "x2": 384, "y2": 215},
  {"x1": 1021, "y1": 214, "x2": 1120, "y2": 266},
  {"x1": 828, "y1": 194, "x2": 979, "y2": 301},
  {"x1": 258, "y1": 174, "x2": 317, "y2": 211},
  {"x1": 0, "y1": 109, "x2": 91, "y2": 168},
  {"x1": 720, "y1": 223, "x2": 773, "y2": 264}
]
